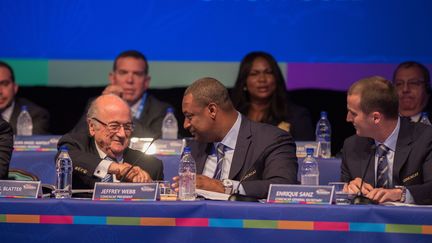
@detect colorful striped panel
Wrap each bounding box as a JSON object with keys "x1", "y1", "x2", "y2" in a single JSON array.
[{"x1": 1, "y1": 214, "x2": 431, "y2": 235}]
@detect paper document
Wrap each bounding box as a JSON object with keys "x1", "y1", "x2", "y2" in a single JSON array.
[{"x1": 196, "y1": 189, "x2": 230, "y2": 201}]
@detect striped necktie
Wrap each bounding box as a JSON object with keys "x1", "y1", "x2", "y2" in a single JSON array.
[
  {"x1": 376, "y1": 144, "x2": 390, "y2": 188},
  {"x1": 102, "y1": 156, "x2": 116, "y2": 182},
  {"x1": 213, "y1": 143, "x2": 225, "y2": 180}
]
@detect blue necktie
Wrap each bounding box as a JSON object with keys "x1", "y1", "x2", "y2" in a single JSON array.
[
  {"x1": 213, "y1": 143, "x2": 225, "y2": 180},
  {"x1": 376, "y1": 144, "x2": 390, "y2": 188},
  {"x1": 102, "y1": 156, "x2": 116, "y2": 182}
]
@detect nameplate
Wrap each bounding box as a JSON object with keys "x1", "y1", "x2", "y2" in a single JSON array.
[
  {"x1": 0, "y1": 180, "x2": 41, "y2": 198},
  {"x1": 14, "y1": 135, "x2": 61, "y2": 152},
  {"x1": 267, "y1": 184, "x2": 334, "y2": 204},
  {"x1": 92, "y1": 182, "x2": 158, "y2": 201},
  {"x1": 129, "y1": 138, "x2": 184, "y2": 155},
  {"x1": 296, "y1": 141, "x2": 318, "y2": 158}
]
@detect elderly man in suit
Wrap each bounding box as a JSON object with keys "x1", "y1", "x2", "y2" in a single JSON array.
[
  {"x1": 0, "y1": 118, "x2": 13, "y2": 179},
  {"x1": 0, "y1": 61, "x2": 50, "y2": 134},
  {"x1": 73, "y1": 50, "x2": 172, "y2": 138},
  {"x1": 58, "y1": 94, "x2": 163, "y2": 189},
  {"x1": 173, "y1": 77, "x2": 297, "y2": 199},
  {"x1": 342, "y1": 76, "x2": 432, "y2": 205}
]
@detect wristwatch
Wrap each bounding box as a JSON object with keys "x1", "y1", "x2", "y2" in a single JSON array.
[
  {"x1": 395, "y1": 186, "x2": 406, "y2": 202},
  {"x1": 222, "y1": 179, "x2": 233, "y2": 194}
]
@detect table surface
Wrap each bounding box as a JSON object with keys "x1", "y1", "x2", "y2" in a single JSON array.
[{"x1": 0, "y1": 198, "x2": 431, "y2": 243}]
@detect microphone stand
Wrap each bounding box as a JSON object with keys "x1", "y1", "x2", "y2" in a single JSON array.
[{"x1": 351, "y1": 144, "x2": 377, "y2": 205}]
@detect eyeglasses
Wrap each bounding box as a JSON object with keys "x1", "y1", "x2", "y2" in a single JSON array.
[
  {"x1": 394, "y1": 79, "x2": 425, "y2": 89},
  {"x1": 91, "y1": 117, "x2": 134, "y2": 134}
]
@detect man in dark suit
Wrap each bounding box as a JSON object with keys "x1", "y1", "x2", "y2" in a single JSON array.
[
  {"x1": 0, "y1": 61, "x2": 50, "y2": 134},
  {"x1": 342, "y1": 76, "x2": 432, "y2": 205},
  {"x1": 73, "y1": 50, "x2": 171, "y2": 138},
  {"x1": 58, "y1": 94, "x2": 163, "y2": 189},
  {"x1": 392, "y1": 61, "x2": 431, "y2": 122},
  {"x1": 0, "y1": 118, "x2": 13, "y2": 179},
  {"x1": 173, "y1": 77, "x2": 297, "y2": 199}
]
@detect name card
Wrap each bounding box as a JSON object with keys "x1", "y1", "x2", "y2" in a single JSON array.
[
  {"x1": 93, "y1": 182, "x2": 158, "y2": 201},
  {"x1": 267, "y1": 184, "x2": 334, "y2": 204},
  {"x1": 14, "y1": 135, "x2": 61, "y2": 151},
  {"x1": 0, "y1": 180, "x2": 41, "y2": 198}
]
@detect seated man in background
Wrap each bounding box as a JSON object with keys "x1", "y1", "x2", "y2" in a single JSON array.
[
  {"x1": 58, "y1": 94, "x2": 163, "y2": 189},
  {"x1": 392, "y1": 61, "x2": 431, "y2": 121},
  {"x1": 73, "y1": 50, "x2": 171, "y2": 138},
  {"x1": 0, "y1": 61, "x2": 50, "y2": 134},
  {"x1": 173, "y1": 77, "x2": 298, "y2": 199},
  {"x1": 0, "y1": 118, "x2": 13, "y2": 179},
  {"x1": 342, "y1": 76, "x2": 432, "y2": 205}
]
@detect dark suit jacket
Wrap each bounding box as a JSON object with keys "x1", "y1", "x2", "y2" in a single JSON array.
[
  {"x1": 58, "y1": 132, "x2": 164, "y2": 189},
  {"x1": 72, "y1": 93, "x2": 171, "y2": 138},
  {"x1": 9, "y1": 97, "x2": 50, "y2": 135},
  {"x1": 341, "y1": 118, "x2": 432, "y2": 205},
  {"x1": 188, "y1": 116, "x2": 298, "y2": 199},
  {"x1": 0, "y1": 118, "x2": 13, "y2": 179}
]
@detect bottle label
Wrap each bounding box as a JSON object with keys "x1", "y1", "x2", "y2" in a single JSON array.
[
  {"x1": 267, "y1": 184, "x2": 334, "y2": 204},
  {"x1": 0, "y1": 180, "x2": 41, "y2": 198},
  {"x1": 93, "y1": 182, "x2": 158, "y2": 201}
]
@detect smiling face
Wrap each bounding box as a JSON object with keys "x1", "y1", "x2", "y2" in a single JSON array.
[
  {"x1": 182, "y1": 93, "x2": 215, "y2": 142},
  {"x1": 88, "y1": 96, "x2": 132, "y2": 158},
  {"x1": 394, "y1": 66, "x2": 429, "y2": 116},
  {"x1": 245, "y1": 57, "x2": 277, "y2": 102},
  {"x1": 0, "y1": 66, "x2": 18, "y2": 110},
  {"x1": 109, "y1": 57, "x2": 150, "y2": 105},
  {"x1": 346, "y1": 94, "x2": 375, "y2": 138}
]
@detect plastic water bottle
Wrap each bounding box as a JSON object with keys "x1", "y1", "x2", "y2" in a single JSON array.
[
  {"x1": 315, "y1": 111, "x2": 331, "y2": 158},
  {"x1": 419, "y1": 112, "x2": 431, "y2": 125},
  {"x1": 55, "y1": 146, "x2": 73, "y2": 199},
  {"x1": 301, "y1": 148, "x2": 319, "y2": 185},
  {"x1": 161, "y1": 107, "x2": 178, "y2": 139},
  {"x1": 178, "y1": 146, "x2": 196, "y2": 201},
  {"x1": 16, "y1": 106, "x2": 33, "y2": 136}
]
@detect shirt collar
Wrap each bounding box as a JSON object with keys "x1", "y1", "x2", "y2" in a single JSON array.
[
  {"x1": 375, "y1": 117, "x2": 400, "y2": 152},
  {"x1": 1, "y1": 101, "x2": 15, "y2": 122},
  {"x1": 213, "y1": 112, "x2": 241, "y2": 151}
]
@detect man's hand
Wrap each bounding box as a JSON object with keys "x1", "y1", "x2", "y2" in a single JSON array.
[
  {"x1": 108, "y1": 162, "x2": 152, "y2": 182},
  {"x1": 366, "y1": 188, "x2": 403, "y2": 204},
  {"x1": 344, "y1": 177, "x2": 374, "y2": 195},
  {"x1": 171, "y1": 175, "x2": 224, "y2": 193},
  {"x1": 102, "y1": 85, "x2": 124, "y2": 98}
]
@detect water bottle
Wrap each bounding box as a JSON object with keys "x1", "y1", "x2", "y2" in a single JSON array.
[
  {"x1": 55, "y1": 146, "x2": 73, "y2": 199},
  {"x1": 301, "y1": 148, "x2": 319, "y2": 185},
  {"x1": 161, "y1": 107, "x2": 178, "y2": 139},
  {"x1": 178, "y1": 146, "x2": 196, "y2": 201},
  {"x1": 315, "y1": 111, "x2": 331, "y2": 158},
  {"x1": 16, "y1": 106, "x2": 33, "y2": 136},
  {"x1": 419, "y1": 112, "x2": 431, "y2": 125}
]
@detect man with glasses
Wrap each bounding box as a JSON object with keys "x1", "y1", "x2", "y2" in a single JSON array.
[
  {"x1": 392, "y1": 61, "x2": 431, "y2": 122},
  {"x1": 58, "y1": 94, "x2": 163, "y2": 189}
]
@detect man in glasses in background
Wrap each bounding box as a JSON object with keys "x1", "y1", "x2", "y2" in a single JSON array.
[
  {"x1": 58, "y1": 94, "x2": 163, "y2": 189},
  {"x1": 392, "y1": 61, "x2": 431, "y2": 122}
]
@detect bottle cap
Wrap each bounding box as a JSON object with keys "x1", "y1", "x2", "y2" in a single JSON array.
[
  {"x1": 21, "y1": 105, "x2": 28, "y2": 111},
  {"x1": 306, "y1": 148, "x2": 314, "y2": 155},
  {"x1": 320, "y1": 111, "x2": 327, "y2": 118},
  {"x1": 421, "y1": 112, "x2": 428, "y2": 117},
  {"x1": 59, "y1": 145, "x2": 68, "y2": 152},
  {"x1": 167, "y1": 107, "x2": 174, "y2": 113},
  {"x1": 183, "y1": 146, "x2": 191, "y2": 153}
]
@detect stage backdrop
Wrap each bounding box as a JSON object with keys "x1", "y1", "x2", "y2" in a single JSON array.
[{"x1": 1, "y1": 0, "x2": 431, "y2": 90}]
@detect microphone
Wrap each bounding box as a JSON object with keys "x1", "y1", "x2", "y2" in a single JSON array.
[
  {"x1": 227, "y1": 145, "x2": 273, "y2": 202},
  {"x1": 351, "y1": 144, "x2": 377, "y2": 205},
  {"x1": 119, "y1": 136, "x2": 160, "y2": 183}
]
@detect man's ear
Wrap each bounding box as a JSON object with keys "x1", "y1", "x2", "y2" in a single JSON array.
[
  {"x1": 208, "y1": 103, "x2": 217, "y2": 120},
  {"x1": 88, "y1": 119, "x2": 96, "y2": 136},
  {"x1": 371, "y1": 111, "x2": 382, "y2": 124},
  {"x1": 108, "y1": 72, "x2": 115, "y2": 85}
]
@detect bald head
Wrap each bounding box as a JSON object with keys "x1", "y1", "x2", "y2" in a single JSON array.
[{"x1": 87, "y1": 94, "x2": 132, "y2": 121}]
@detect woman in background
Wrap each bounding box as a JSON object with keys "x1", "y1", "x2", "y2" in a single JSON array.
[{"x1": 231, "y1": 51, "x2": 314, "y2": 141}]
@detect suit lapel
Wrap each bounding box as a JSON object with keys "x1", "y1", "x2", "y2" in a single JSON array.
[
  {"x1": 228, "y1": 118, "x2": 252, "y2": 179},
  {"x1": 361, "y1": 139, "x2": 376, "y2": 185},
  {"x1": 393, "y1": 119, "x2": 413, "y2": 183}
]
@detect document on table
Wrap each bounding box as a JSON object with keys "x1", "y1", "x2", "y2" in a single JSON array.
[{"x1": 196, "y1": 189, "x2": 230, "y2": 201}]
